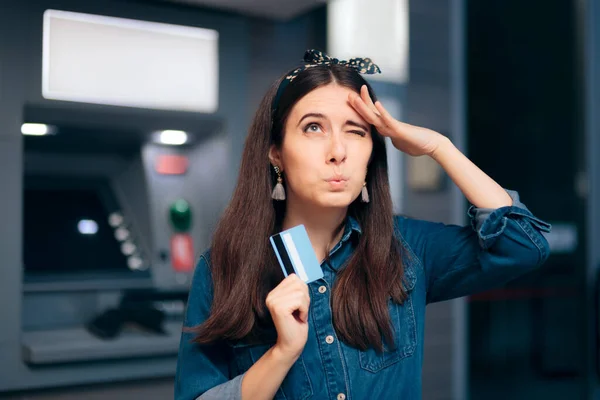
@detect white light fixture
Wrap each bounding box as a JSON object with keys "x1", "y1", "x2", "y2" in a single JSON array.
[
  {"x1": 21, "y1": 123, "x2": 51, "y2": 136},
  {"x1": 78, "y1": 219, "x2": 99, "y2": 235},
  {"x1": 157, "y1": 130, "x2": 188, "y2": 146}
]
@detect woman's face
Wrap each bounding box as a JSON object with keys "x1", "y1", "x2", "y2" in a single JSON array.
[{"x1": 270, "y1": 83, "x2": 373, "y2": 210}]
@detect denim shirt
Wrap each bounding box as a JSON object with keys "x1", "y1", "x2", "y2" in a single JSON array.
[{"x1": 175, "y1": 190, "x2": 551, "y2": 400}]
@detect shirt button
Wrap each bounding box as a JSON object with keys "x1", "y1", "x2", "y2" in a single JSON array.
[
  {"x1": 325, "y1": 335, "x2": 334, "y2": 344},
  {"x1": 318, "y1": 285, "x2": 327, "y2": 293},
  {"x1": 337, "y1": 394, "x2": 346, "y2": 400}
]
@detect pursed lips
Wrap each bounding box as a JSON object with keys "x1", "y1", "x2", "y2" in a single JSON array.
[{"x1": 325, "y1": 175, "x2": 349, "y2": 183}]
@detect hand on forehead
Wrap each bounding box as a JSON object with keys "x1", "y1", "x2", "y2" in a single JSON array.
[{"x1": 287, "y1": 84, "x2": 371, "y2": 132}]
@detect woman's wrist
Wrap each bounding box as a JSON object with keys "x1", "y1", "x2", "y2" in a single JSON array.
[
  {"x1": 270, "y1": 344, "x2": 301, "y2": 368},
  {"x1": 429, "y1": 134, "x2": 454, "y2": 161}
]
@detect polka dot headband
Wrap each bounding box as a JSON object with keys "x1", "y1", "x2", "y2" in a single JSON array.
[{"x1": 271, "y1": 49, "x2": 382, "y2": 114}]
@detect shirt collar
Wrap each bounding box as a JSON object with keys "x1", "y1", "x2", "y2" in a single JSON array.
[
  {"x1": 328, "y1": 215, "x2": 362, "y2": 260},
  {"x1": 344, "y1": 215, "x2": 362, "y2": 239}
]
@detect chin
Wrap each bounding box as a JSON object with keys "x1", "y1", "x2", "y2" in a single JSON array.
[{"x1": 315, "y1": 191, "x2": 357, "y2": 208}]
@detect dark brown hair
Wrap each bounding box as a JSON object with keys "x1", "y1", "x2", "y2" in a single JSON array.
[{"x1": 190, "y1": 64, "x2": 407, "y2": 352}]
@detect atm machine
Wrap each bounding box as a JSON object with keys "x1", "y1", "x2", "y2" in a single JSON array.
[
  {"x1": 0, "y1": 5, "x2": 248, "y2": 392},
  {"x1": 6, "y1": 103, "x2": 231, "y2": 392}
]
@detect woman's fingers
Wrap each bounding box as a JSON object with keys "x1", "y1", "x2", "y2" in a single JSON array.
[
  {"x1": 348, "y1": 92, "x2": 380, "y2": 126},
  {"x1": 267, "y1": 274, "x2": 309, "y2": 305},
  {"x1": 374, "y1": 100, "x2": 399, "y2": 129},
  {"x1": 295, "y1": 299, "x2": 309, "y2": 323},
  {"x1": 267, "y1": 287, "x2": 310, "y2": 323},
  {"x1": 266, "y1": 274, "x2": 311, "y2": 361},
  {"x1": 361, "y1": 85, "x2": 380, "y2": 116}
]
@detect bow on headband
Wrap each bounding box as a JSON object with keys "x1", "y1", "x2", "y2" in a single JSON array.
[{"x1": 272, "y1": 49, "x2": 382, "y2": 113}]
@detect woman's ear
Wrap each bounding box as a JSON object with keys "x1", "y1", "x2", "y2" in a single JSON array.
[{"x1": 268, "y1": 145, "x2": 282, "y2": 170}]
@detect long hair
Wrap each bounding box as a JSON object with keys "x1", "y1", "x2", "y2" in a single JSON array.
[{"x1": 190, "y1": 64, "x2": 407, "y2": 352}]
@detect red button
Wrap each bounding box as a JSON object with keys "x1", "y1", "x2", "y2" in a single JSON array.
[
  {"x1": 155, "y1": 155, "x2": 188, "y2": 175},
  {"x1": 170, "y1": 233, "x2": 194, "y2": 272}
]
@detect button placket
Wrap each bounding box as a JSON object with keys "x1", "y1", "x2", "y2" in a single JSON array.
[{"x1": 309, "y1": 279, "x2": 350, "y2": 399}]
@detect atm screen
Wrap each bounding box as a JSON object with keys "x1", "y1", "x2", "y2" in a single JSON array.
[{"x1": 23, "y1": 177, "x2": 135, "y2": 277}]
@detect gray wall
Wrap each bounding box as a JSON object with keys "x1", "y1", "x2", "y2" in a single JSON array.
[
  {"x1": 246, "y1": 9, "x2": 326, "y2": 116},
  {"x1": 406, "y1": 0, "x2": 467, "y2": 399}
]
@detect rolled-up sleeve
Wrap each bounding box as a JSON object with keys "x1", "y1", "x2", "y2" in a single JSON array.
[
  {"x1": 197, "y1": 375, "x2": 244, "y2": 400},
  {"x1": 175, "y1": 252, "x2": 244, "y2": 400},
  {"x1": 396, "y1": 189, "x2": 552, "y2": 304},
  {"x1": 467, "y1": 190, "x2": 552, "y2": 253}
]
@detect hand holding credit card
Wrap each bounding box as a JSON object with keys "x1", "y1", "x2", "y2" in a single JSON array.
[{"x1": 270, "y1": 225, "x2": 324, "y2": 283}]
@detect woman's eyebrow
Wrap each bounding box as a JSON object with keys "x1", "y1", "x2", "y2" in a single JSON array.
[
  {"x1": 297, "y1": 112, "x2": 326, "y2": 127},
  {"x1": 345, "y1": 120, "x2": 369, "y2": 132}
]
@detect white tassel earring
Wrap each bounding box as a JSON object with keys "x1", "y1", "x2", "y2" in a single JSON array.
[
  {"x1": 361, "y1": 182, "x2": 369, "y2": 203},
  {"x1": 271, "y1": 165, "x2": 286, "y2": 200}
]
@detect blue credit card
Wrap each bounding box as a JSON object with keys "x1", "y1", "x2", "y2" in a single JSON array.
[{"x1": 269, "y1": 224, "x2": 324, "y2": 283}]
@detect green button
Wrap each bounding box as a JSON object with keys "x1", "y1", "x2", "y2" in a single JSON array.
[{"x1": 169, "y1": 199, "x2": 192, "y2": 232}]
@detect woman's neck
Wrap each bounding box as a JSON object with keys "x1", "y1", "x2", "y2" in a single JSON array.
[{"x1": 282, "y1": 204, "x2": 347, "y2": 263}]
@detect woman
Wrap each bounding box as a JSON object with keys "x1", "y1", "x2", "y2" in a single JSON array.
[{"x1": 175, "y1": 50, "x2": 551, "y2": 400}]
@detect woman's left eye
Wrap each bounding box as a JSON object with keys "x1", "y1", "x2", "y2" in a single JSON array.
[{"x1": 350, "y1": 130, "x2": 367, "y2": 137}]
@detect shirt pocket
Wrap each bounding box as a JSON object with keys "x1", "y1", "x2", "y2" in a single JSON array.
[
  {"x1": 231, "y1": 340, "x2": 313, "y2": 400},
  {"x1": 358, "y1": 264, "x2": 418, "y2": 373}
]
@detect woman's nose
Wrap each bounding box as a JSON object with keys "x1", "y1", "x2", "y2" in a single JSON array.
[{"x1": 327, "y1": 134, "x2": 347, "y2": 164}]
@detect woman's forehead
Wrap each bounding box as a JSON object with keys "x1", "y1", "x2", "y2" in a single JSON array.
[{"x1": 290, "y1": 84, "x2": 364, "y2": 121}]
